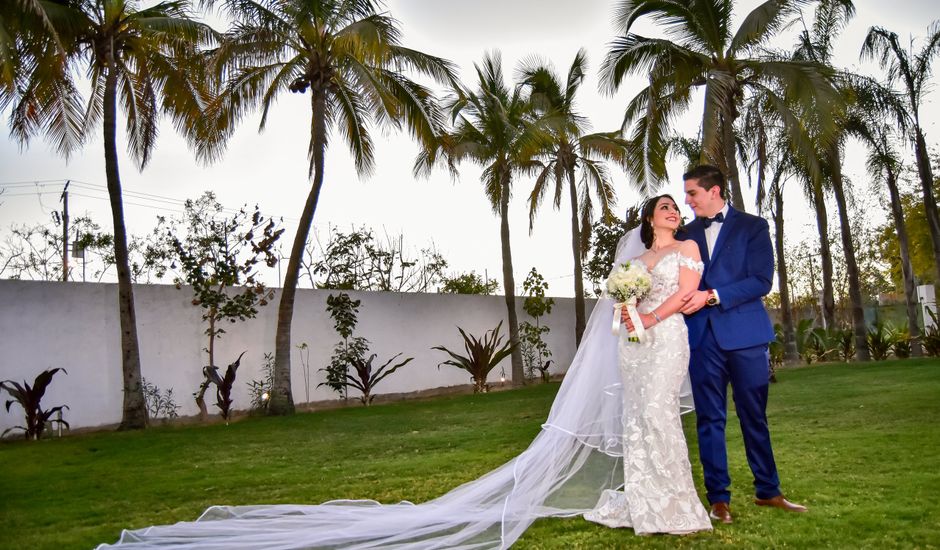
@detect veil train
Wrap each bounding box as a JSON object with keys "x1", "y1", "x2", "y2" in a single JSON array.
[{"x1": 99, "y1": 228, "x2": 694, "y2": 549}]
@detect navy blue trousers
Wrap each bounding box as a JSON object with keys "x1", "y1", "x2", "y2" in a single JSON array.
[{"x1": 689, "y1": 326, "x2": 781, "y2": 504}]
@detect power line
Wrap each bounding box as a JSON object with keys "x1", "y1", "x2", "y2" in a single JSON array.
[
  {"x1": 0, "y1": 191, "x2": 62, "y2": 197},
  {"x1": 69, "y1": 192, "x2": 190, "y2": 215},
  {"x1": 1, "y1": 177, "x2": 303, "y2": 223},
  {"x1": 0, "y1": 180, "x2": 65, "y2": 187}
]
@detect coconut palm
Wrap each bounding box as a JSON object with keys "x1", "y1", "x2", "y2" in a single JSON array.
[
  {"x1": 0, "y1": 0, "x2": 59, "y2": 93},
  {"x1": 862, "y1": 22, "x2": 940, "y2": 286},
  {"x1": 4, "y1": 0, "x2": 214, "y2": 429},
  {"x1": 518, "y1": 50, "x2": 623, "y2": 346},
  {"x1": 602, "y1": 0, "x2": 840, "y2": 206},
  {"x1": 793, "y1": 0, "x2": 869, "y2": 360},
  {"x1": 418, "y1": 52, "x2": 549, "y2": 385},
  {"x1": 200, "y1": 0, "x2": 455, "y2": 414},
  {"x1": 847, "y1": 81, "x2": 923, "y2": 357},
  {"x1": 746, "y1": 104, "x2": 799, "y2": 362}
]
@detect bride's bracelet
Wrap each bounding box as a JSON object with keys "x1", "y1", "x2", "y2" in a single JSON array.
[{"x1": 652, "y1": 310, "x2": 662, "y2": 324}]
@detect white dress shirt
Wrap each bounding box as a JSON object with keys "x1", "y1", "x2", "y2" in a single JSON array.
[
  {"x1": 704, "y1": 203, "x2": 729, "y2": 258},
  {"x1": 704, "y1": 203, "x2": 729, "y2": 305}
]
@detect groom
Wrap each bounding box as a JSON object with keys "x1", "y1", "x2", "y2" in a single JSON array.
[{"x1": 678, "y1": 165, "x2": 806, "y2": 524}]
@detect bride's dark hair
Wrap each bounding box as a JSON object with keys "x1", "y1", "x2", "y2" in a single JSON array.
[{"x1": 639, "y1": 194, "x2": 682, "y2": 248}]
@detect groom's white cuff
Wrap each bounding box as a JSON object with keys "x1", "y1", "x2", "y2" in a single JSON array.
[{"x1": 712, "y1": 289, "x2": 721, "y2": 305}]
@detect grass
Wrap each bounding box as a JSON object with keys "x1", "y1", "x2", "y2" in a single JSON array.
[{"x1": 1, "y1": 358, "x2": 938, "y2": 549}]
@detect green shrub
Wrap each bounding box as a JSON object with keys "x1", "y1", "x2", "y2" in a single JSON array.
[
  {"x1": 867, "y1": 321, "x2": 893, "y2": 361},
  {"x1": 923, "y1": 309, "x2": 940, "y2": 357},
  {"x1": 434, "y1": 322, "x2": 517, "y2": 393},
  {"x1": 890, "y1": 329, "x2": 912, "y2": 359},
  {"x1": 1, "y1": 368, "x2": 69, "y2": 440}
]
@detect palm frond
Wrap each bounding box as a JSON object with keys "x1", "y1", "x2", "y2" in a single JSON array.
[
  {"x1": 729, "y1": 0, "x2": 802, "y2": 55},
  {"x1": 331, "y1": 77, "x2": 374, "y2": 176},
  {"x1": 600, "y1": 34, "x2": 706, "y2": 95}
]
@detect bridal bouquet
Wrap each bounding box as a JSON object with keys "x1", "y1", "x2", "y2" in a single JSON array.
[{"x1": 605, "y1": 261, "x2": 652, "y2": 342}]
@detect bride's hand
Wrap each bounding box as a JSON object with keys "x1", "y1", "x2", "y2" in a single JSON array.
[{"x1": 622, "y1": 311, "x2": 655, "y2": 331}]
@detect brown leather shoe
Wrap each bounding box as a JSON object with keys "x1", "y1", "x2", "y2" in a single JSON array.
[
  {"x1": 709, "y1": 502, "x2": 732, "y2": 524},
  {"x1": 754, "y1": 495, "x2": 808, "y2": 512}
]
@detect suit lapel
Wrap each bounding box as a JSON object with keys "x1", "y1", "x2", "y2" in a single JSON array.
[{"x1": 709, "y1": 205, "x2": 738, "y2": 264}]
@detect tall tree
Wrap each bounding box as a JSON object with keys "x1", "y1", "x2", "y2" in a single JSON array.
[
  {"x1": 519, "y1": 50, "x2": 624, "y2": 346},
  {"x1": 877, "y1": 183, "x2": 940, "y2": 289},
  {"x1": 602, "y1": 0, "x2": 840, "y2": 205},
  {"x1": 748, "y1": 120, "x2": 799, "y2": 362},
  {"x1": 795, "y1": 0, "x2": 869, "y2": 360},
  {"x1": 201, "y1": 0, "x2": 455, "y2": 414},
  {"x1": 848, "y1": 82, "x2": 924, "y2": 356},
  {"x1": 4, "y1": 0, "x2": 214, "y2": 429},
  {"x1": 418, "y1": 52, "x2": 548, "y2": 385},
  {"x1": 862, "y1": 22, "x2": 940, "y2": 287}
]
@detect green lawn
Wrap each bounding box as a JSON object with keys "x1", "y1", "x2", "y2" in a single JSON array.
[{"x1": 2, "y1": 359, "x2": 938, "y2": 549}]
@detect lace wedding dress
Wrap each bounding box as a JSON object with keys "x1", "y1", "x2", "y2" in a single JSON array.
[
  {"x1": 583, "y1": 251, "x2": 712, "y2": 535},
  {"x1": 99, "y1": 230, "x2": 708, "y2": 549}
]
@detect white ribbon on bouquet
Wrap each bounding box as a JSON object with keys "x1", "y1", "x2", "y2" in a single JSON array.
[{"x1": 612, "y1": 297, "x2": 647, "y2": 342}]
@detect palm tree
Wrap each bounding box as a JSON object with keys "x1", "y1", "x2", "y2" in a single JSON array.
[
  {"x1": 746, "y1": 107, "x2": 799, "y2": 362},
  {"x1": 4, "y1": 0, "x2": 214, "y2": 429},
  {"x1": 518, "y1": 50, "x2": 623, "y2": 346},
  {"x1": 847, "y1": 82, "x2": 923, "y2": 357},
  {"x1": 794, "y1": 0, "x2": 869, "y2": 360},
  {"x1": 201, "y1": 0, "x2": 455, "y2": 414},
  {"x1": 862, "y1": 22, "x2": 940, "y2": 286},
  {"x1": 602, "y1": 0, "x2": 840, "y2": 206},
  {"x1": 418, "y1": 52, "x2": 548, "y2": 385},
  {"x1": 1, "y1": 0, "x2": 60, "y2": 93}
]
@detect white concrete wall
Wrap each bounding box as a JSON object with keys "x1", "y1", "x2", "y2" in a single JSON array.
[{"x1": 0, "y1": 280, "x2": 595, "y2": 432}]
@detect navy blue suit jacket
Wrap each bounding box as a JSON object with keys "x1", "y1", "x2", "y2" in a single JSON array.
[{"x1": 681, "y1": 206, "x2": 775, "y2": 351}]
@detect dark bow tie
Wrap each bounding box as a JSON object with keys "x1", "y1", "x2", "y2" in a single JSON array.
[{"x1": 702, "y1": 212, "x2": 724, "y2": 228}]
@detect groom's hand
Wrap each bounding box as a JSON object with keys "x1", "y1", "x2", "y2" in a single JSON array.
[{"x1": 680, "y1": 290, "x2": 709, "y2": 315}]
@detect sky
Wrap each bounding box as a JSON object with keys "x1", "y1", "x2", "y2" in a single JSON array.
[{"x1": 0, "y1": 0, "x2": 938, "y2": 296}]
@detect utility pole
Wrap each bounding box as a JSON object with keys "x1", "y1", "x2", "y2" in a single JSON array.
[{"x1": 60, "y1": 180, "x2": 70, "y2": 282}]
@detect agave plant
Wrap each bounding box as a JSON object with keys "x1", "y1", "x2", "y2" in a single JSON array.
[
  {"x1": 922, "y1": 309, "x2": 940, "y2": 357},
  {"x1": 1, "y1": 368, "x2": 69, "y2": 440},
  {"x1": 433, "y1": 322, "x2": 518, "y2": 393},
  {"x1": 866, "y1": 321, "x2": 893, "y2": 361},
  {"x1": 203, "y1": 351, "x2": 246, "y2": 421},
  {"x1": 342, "y1": 353, "x2": 414, "y2": 406},
  {"x1": 833, "y1": 326, "x2": 856, "y2": 363},
  {"x1": 890, "y1": 329, "x2": 912, "y2": 360}
]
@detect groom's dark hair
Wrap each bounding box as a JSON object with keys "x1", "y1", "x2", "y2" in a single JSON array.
[{"x1": 683, "y1": 165, "x2": 726, "y2": 200}]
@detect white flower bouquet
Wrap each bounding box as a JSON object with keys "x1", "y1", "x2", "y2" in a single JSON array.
[{"x1": 605, "y1": 261, "x2": 652, "y2": 341}]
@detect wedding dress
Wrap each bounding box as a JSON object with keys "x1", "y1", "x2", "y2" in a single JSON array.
[
  {"x1": 583, "y1": 250, "x2": 712, "y2": 535},
  {"x1": 98, "y1": 229, "x2": 708, "y2": 549}
]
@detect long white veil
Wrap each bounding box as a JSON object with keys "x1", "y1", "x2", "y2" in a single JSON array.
[{"x1": 99, "y1": 228, "x2": 693, "y2": 549}]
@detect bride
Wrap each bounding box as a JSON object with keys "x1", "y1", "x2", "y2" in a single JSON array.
[
  {"x1": 99, "y1": 194, "x2": 711, "y2": 549},
  {"x1": 582, "y1": 194, "x2": 711, "y2": 535}
]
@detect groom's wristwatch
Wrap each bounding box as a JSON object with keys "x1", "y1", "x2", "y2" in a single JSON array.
[{"x1": 705, "y1": 289, "x2": 719, "y2": 307}]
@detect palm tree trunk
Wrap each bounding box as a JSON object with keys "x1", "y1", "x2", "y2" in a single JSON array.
[
  {"x1": 771, "y1": 178, "x2": 798, "y2": 363},
  {"x1": 912, "y1": 126, "x2": 940, "y2": 285},
  {"x1": 104, "y1": 64, "x2": 147, "y2": 430},
  {"x1": 829, "y1": 146, "x2": 869, "y2": 361},
  {"x1": 498, "y1": 171, "x2": 524, "y2": 385},
  {"x1": 720, "y1": 112, "x2": 745, "y2": 210},
  {"x1": 811, "y1": 182, "x2": 836, "y2": 328},
  {"x1": 885, "y1": 163, "x2": 923, "y2": 357},
  {"x1": 567, "y1": 167, "x2": 586, "y2": 346},
  {"x1": 269, "y1": 93, "x2": 328, "y2": 415}
]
